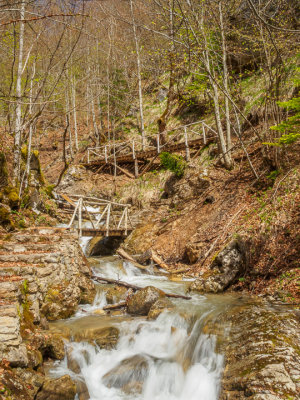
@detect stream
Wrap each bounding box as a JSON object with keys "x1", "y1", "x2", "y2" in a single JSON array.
[{"x1": 48, "y1": 251, "x2": 246, "y2": 400}]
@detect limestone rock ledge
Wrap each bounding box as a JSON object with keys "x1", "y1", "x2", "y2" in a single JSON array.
[
  {"x1": 220, "y1": 302, "x2": 300, "y2": 400},
  {"x1": 0, "y1": 227, "x2": 95, "y2": 368}
]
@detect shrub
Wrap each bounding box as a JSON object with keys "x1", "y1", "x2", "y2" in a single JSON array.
[{"x1": 159, "y1": 152, "x2": 186, "y2": 178}]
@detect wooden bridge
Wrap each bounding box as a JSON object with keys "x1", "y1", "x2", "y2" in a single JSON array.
[
  {"x1": 57, "y1": 194, "x2": 136, "y2": 238},
  {"x1": 82, "y1": 120, "x2": 217, "y2": 177}
]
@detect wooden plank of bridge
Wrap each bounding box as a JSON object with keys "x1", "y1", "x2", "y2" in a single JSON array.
[
  {"x1": 81, "y1": 228, "x2": 132, "y2": 237},
  {"x1": 84, "y1": 137, "x2": 208, "y2": 168}
]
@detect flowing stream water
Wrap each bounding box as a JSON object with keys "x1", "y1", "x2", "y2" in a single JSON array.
[{"x1": 48, "y1": 252, "x2": 245, "y2": 400}]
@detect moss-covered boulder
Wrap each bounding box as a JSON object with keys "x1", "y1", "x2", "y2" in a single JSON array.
[
  {"x1": 0, "y1": 152, "x2": 8, "y2": 187},
  {"x1": 41, "y1": 282, "x2": 81, "y2": 321},
  {"x1": 0, "y1": 203, "x2": 14, "y2": 231},
  {"x1": 4, "y1": 186, "x2": 20, "y2": 209}
]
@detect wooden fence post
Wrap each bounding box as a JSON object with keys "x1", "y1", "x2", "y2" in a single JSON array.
[
  {"x1": 184, "y1": 126, "x2": 190, "y2": 161},
  {"x1": 156, "y1": 134, "x2": 160, "y2": 154}
]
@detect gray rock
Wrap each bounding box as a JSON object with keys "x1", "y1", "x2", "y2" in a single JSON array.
[{"x1": 190, "y1": 239, "x2": 247, "y2": 293}]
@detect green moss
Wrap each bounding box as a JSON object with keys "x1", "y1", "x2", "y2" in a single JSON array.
[{"x1": 4, "y1": 186, "x2": 20, "y2": 209}]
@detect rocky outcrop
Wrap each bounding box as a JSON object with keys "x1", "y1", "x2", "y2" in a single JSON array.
[
  {"x1": 220, "y1": 302, "x2": 300, "y2": 400},
  {"x1": 127, "y1": 286, "x2": 165, "y2": 316},
  {"x1": 190, "y1": 239, "x2": 247, "y2": 293},
  {"x1": 0, "y1": 227, "x2": 95, "y2": 367},
  {"x1": 163, "y1": 172, "x2": 210, "y2": 205}
]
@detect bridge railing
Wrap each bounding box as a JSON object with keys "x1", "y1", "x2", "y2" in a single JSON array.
[
  {"x1": 86, "y1": 120, "x2": 218, "y2": 165},
  {"x1": 63, "y1": 195, "x2": 133, "y2": 237}
]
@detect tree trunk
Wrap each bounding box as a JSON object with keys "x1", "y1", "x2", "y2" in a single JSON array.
[
  {"x1": 13, "y1": 0, "x2": 26, "y2": 184},
  {"x1": 130, "y1": 0, "x2": 145, "y2": 150}
]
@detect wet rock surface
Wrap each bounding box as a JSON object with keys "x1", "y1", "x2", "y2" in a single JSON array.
[
  {"x1": 147, "y1": 297, "x2": 175, "y2": 320},
  {"x1": 102, "y1": 354, "x2": 151, "y2": 394},
  {"x1": 190, "y1": 239, "x2": 247, "y2": 293},
  {"x1": 74, "y1": 326, "x2": 120, "y2": 350},
  {"x1": 106, "y1": 285, "x2": 128, "y2": 304},
  {"x1": 220, "y1": 302, "x2": 300, "y2": 400},
  {"x1": 36, "y1": 374, "x2": 76, "y2": 400},
  {"x1": 127, "y1": 286, "x2": 166, "y2": 315}
]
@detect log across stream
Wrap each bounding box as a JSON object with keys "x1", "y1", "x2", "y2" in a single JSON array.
[{"x1": 48, "y1": 254, "x2": 245, "y2": 400}]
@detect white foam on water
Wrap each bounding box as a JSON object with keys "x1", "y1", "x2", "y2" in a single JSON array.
[{"x1": 51, "y1": 257, "x2": 225, "y2": 400}]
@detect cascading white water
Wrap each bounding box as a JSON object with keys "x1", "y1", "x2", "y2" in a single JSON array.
[{"x1": 49, "y1": 257, "x2": 233, "y2": 400}]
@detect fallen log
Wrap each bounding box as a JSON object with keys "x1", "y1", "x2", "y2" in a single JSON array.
[
  {"x1": 151, "y1": 251, "x2": 171, "y2": 272},
  {"x1": 117, "y1": 248, "x2": 148, "y2": 270},
  {"x1": 103, "y1": 301, "x2": 127, "y2": 311},
  {"x1": 92, "y1": 275, "x2": 191, "y2": 300}
]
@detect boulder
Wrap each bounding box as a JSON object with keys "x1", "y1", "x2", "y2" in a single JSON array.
[
  {"x1": 42, "y1": 333, "x2": 65, "y2": 360},
  {"x1": 36, "y1": 375, "x2": 76, "y2": 400},
  {"x1": 106, "y1": 285, "x2": 128, "y2": 304},
  {"x1": 147, "y1": 298, "x2": 175, "y2": 320},
  {"x1": 127, "y1": 286, "x2": 166, "y2": 316},
  {"x1": 190, "y1": 239, "x2": 247, "y2": 293},
  {"x1": 0, "y1": 203, "x2": 14, "y2": 231},
  {"x1": 102, "y1": 354, "x2": 150, "y2": 394}
]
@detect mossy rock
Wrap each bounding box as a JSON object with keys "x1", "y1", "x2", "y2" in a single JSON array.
[
  {"x1": 4, "y1": 186, "x2": 20, "y2": 209},
  {"x1": 0, "y1": 204, "x2": 14, "y2": 231},
  {"x1": 0, "y1": 152, "x2": 8, "y2": 187}
]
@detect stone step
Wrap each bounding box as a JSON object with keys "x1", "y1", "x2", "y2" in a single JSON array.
[
  {"x1": 0, "y1": 242, "x2": 58, "y2": 253},
  {"x1": 0, "y1": 234, "x2": 63, "y2": 244},
  {"x1": 0, "y1": 252, "x2": 61, "y2": 264}
]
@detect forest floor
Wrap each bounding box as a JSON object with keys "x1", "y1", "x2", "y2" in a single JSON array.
[{"x1": 28, "y1": 122, "x2": 299, "y2": 305}]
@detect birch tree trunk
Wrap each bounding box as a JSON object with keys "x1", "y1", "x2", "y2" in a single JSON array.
[
  {"x1": 72, "y1": 75, "x2": 79, "y2": 151},
  {"x1": 13, "y1": 0, "x2": 26, "y2": 183},
  {"x1": 130, "y1": 0, "x2": 145, "y2": 150},
  {"x1": 219, "y1": 2, "x2": 232, "y2": 154}
]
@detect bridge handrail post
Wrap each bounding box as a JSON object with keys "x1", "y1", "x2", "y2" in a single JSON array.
[
  {"x1": 105, "y1": 203, "x2": 111, "y2": 237},
  {"x1": 78, "y1": 198, "x2": 83, "y2": 238},
  {"x1": 95, "y1": 204, "x2": 108, "y2": 228},
  {"x1": 117, "y1": 208, "x2": 126, "y2": 229},
  {"x1": 125, "y1": 206, "x2": 128, "y2": 236},
  {"x1": 82, "y1": 200, "x2": 95, "y2": 229},
  {"x1": 67, "y1": 200, "x2": 80, "y2": 228},
  {"x1": 202, "y1": 123, "x2": 207, "y2": 144},
  {"x1": 156, "y1": 134, "x2": 160, "y2": 154},
  {"x1": 184, "y1": 126, "x2": 190, "y2": 162}
]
